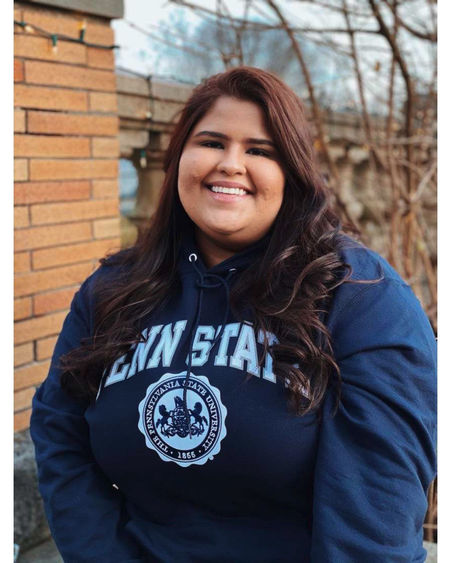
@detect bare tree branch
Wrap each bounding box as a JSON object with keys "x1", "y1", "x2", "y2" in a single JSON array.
[
  {"x1": 124, "y1": 19, "x2": 211, "y2": 58},
  {"x1": 169, "y1": 0, "x2": 387, "y2": 35},
  {"x1": 342, "y1": 0, "x2": 386, "y2": 171},
  {"x1": 265, "y1": 0, "x2": 361, "y2": 232},
  {"x1": 291, "y1": 0, "x2": 373, "y2": 17},
  {"x1": 367, "y1": 0, "x2": 417, "y2": 277},
  {"x1": 384, "y1": 0, "x2": 437, "y2": 40}
]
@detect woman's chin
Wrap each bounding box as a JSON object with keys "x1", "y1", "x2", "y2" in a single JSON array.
[{"x1": 201, "y1": 220, "x2": 246, "y2": 238}]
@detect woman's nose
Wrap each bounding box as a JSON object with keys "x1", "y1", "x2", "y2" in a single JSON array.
[{"x1": 217, "y1": 149, "x2": 246, "y2": 175}]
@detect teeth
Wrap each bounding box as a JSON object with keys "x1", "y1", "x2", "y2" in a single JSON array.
[{"x1": 210, "y1": 185, "x2": 247, "y2": 196}]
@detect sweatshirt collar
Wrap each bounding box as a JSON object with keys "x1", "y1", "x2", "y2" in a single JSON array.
[{"x1": 177, "y1": 224, "x2": 270, "y2": 277}]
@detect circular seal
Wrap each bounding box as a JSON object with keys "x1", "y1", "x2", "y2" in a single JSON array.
[{"x1": 138, "y1": 372, "x2": 227, "y2": 467}]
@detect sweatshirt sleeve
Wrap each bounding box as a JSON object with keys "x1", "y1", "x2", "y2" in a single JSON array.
[
  {"x1": 310, "y1": 278, "x2": 437, "y2": 563},
  {"x1": 30, "y1": 273, "x2": 145, "y2": 563}
]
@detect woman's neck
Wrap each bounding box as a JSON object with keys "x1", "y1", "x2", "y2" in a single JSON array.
[{"x1": 194, "y1": 230, "x2": 237, "y2": 269}]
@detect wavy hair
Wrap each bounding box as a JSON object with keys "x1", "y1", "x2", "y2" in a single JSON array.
[{"x1": 61, "y1": 66, "x2": 362, "y2": 415}]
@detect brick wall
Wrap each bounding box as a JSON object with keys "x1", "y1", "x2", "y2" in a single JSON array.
[{"x1": 14, "y1": 2, "x2": 121, "y2": 432}]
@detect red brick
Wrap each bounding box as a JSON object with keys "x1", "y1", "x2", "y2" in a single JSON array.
[
  {"x1": 15, "y1": 387, "x2": 36, "y2": 411},
  {"x1": 37, "y1": 336, "x2": 58, "y2": 361},
  {"x1": 15, "y1": 159, "x2": 28, "y2": 181},
  {"x1": 34, "y1": 286, "x2": 76, "y2": 315},
  {"x1": 15, "y1": 221, "x2": 92, "y2": 251},
  {"x1": 23, "y1": 9, "x2": 115, "y2": 44},
  {"x1": 87, "y1": 47, "x2": 114, "y2": 69},
  {"x1": 14, "y1": 206, "x2": 29, "y2": 228},
  {"x1": 15, "y1": 262, "x2": 94, "y2": 298},
  {"x1": 14, "y1": 343, "x2": 34, "y2": 367},
  {"x1": 14, "y1": 59, "x2": 24, "y2": 82},
  {"x1": 15, "y1": 311, "x2": 67, "y2": 345},
  {"x1": 14, "y1": 33, "x2": 86, "y2": 64},
  {"x1": 14, "y1": 409, "x2": 32, "y2": 433},
  {"x1": 14, "y1": 109, "x2": 25, "y2": 133},
  {"x1": 32, "y1": 199, "x2": 118, "y2": 225},
  {"x1": 30, "y1": 159, "x2": 118, "y2": 181},
  {"x1": 15, "y1": 361, "x2": 51, "y2": 390},
  {"x1": 28, "y1": 111, "x2": 118, "y2": 136},
  {"x1": 14, "y1": 84, "x2": 88, "y2": 112},
  {"x1": 32, "y1": 237, "x2": 120, "y2": 269},
  {"x1": 15, "y1": 135, "x2": 90, "y2": 158},
  {"x1": 25, "y1": 60, "x2": 116, "y2": 91},
  {"x1": 15, "y1": 251, "x2": 31, "y2": 273},
  {"x1": 92, "y1": 137, "x2": 120, "y2": 158},
  {"x1": 15, "y1": 181, "x2": 91, "y2": 204},
  {"x1": 92, "y1": 179, "x2": 118, "y2": 199},
  {"x1": 89, "y1": 92, "x2": 117, "y2": 113},
  {"x1": 15, "y1": 297, "x2": 32, "y2": 321}
]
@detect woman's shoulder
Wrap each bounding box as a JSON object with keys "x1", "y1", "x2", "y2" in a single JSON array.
[
  {"x1": 337, "y1": 233, "x2": 407, "y2": 287},
  {"x1": 328, "y1": 234, "x2": 430, "y2": 337}
]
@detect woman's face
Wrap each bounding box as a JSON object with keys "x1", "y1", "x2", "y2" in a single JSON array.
[{"x1": 178, "y1": 96, "x2": 285, "y2": 260}]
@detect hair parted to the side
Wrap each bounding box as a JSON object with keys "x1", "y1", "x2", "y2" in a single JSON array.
[{"x1": 60, "y1": 66, "x2": 362, "y2": 415}]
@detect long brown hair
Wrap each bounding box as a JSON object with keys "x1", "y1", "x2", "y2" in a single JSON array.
[{"x1": 61, "y1": 66, "x2": 360, "y2": 415}]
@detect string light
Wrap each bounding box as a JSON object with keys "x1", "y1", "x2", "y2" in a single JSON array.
[
  {"x1": 51, "y1": 34, "x2": 58, "y2": 54},
  {"x1": 79, "y1": 20, "x2": 87, "y2": 42},
  {"x1": 139, "y1": 149, "x2": 147, "y2": 168},
  {"x1": 16, "y1": 20, "x2": 34, "y2": 33},
  {"x1": 14, "y1": 19, "x2": 118, "y2": 50}
]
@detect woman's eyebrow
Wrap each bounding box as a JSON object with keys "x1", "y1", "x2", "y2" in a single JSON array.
[{"x1": 193, "y1": 130, "x2": 276, "y2": 148}]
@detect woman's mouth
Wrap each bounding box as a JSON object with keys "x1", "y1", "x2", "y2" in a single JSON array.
[{"x1": 204, "y1": 184, "x2": 250, "y2": 200}]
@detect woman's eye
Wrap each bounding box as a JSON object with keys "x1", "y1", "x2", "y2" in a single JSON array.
[
  {"x1": 247, "y1": 148, "x2": 271, "y2": 157},
  {"x1": 200, "y1": 141, "x2": 223, "y2": 149},
  {"x1": 199, "y1": 142, "x2": 271, "y2": 158}
]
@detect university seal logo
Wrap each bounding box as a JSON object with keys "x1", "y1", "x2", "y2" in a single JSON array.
[{"x1": 138, "y1": 372, "x2": 227, "y2": 467}]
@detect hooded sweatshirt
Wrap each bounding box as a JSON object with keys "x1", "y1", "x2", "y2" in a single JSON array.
[{"x1": 30, "y1": 233, "x2": 437, "y2": 563}]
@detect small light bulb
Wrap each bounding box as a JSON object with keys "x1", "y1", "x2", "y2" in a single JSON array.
[
  {"x1": 79, "y1": 20, "x2": 87, "y2": 41},
  {"x1": 51, "y1": 35, "x2": 58, "y2": 55},
  {"x1": 24, "y1": 24, "x2": 33, "y2": 33}
]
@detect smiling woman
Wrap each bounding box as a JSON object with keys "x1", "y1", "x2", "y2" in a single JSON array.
[
  {"x1": 30, "y1": 67, "x2": 436, "y2": 563},
  {"x1": 178, "y1": 96, "x2": 285, "y2": 265}
]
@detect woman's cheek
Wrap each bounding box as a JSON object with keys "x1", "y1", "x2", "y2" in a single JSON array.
[{"x1": 180, "y1": 151, "x2": 209, "y2": 185}]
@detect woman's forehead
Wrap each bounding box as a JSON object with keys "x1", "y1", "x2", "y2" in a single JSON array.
[{"x1": 192, "y1": 96, "x2": 271, "y2": 137}]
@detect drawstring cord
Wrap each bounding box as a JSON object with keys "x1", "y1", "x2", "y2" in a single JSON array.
[
  {"x1": 96, "y1": 253, "x2": 237, "y2": 415},
  {"x1": 183, "y1": 253, "x2": 236, "y2": 437}
]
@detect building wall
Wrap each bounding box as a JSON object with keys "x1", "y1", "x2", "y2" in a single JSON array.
[{"x1": 14, "y1": 1, "x2": 122, "y2": 432}]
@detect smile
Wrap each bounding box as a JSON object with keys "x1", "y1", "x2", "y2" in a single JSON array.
[
  {"x1": 205, "y1": 184, "x2": 250, "y2": 200},
  {"x1": 209, "y1": 185, "x2": 247, "y2": 196}
]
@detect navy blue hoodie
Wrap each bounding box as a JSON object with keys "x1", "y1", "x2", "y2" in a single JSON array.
[{"x1": 30, "y1": 235, "x2": 436, "y2": 563}]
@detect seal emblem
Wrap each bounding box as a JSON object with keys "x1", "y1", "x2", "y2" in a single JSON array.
[{"x1": 138, "y1": 372, "x2": 227, "y2": 467}]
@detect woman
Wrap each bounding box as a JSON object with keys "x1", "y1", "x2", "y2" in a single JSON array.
[{"x1": 31, "y1": 67, "x2": 436, "y2": 562}]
